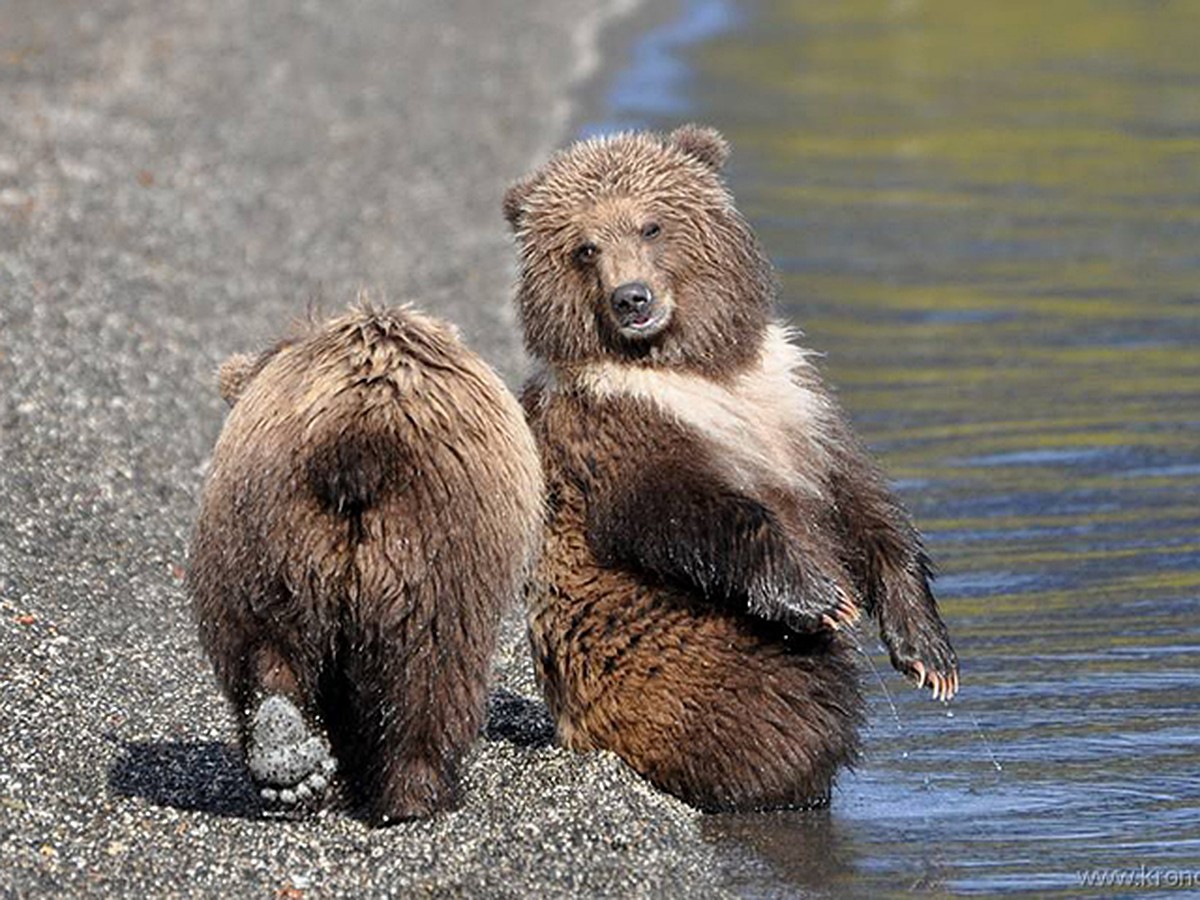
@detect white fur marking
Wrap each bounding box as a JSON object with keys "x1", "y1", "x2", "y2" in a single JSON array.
[{"x1": 574, "y1": 324, "x2": 833, "y2": 494}]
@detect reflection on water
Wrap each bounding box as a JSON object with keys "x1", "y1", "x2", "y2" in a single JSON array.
[{"x1": 595, "y1": 0, "x2": 1200, "y2": 894}]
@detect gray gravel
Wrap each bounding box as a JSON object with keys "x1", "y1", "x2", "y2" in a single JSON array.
[{"x1": 0, "y1": 0, "x2": 735, "y2": 895}]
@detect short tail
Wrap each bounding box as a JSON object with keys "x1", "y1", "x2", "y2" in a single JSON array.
[{"x1": 306, "y1": 429, "x2": 404, "y2": 520}]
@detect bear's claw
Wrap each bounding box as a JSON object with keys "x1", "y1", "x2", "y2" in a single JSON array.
[
  {"x1": 908, "y1": 660, "x2": 959, "y2": 702},
  {"x1": 246, "y1": 694, "x2": 337, "y2": 811},
  {"x1": 826, "y1": 585, "x2": 861, "y2": 630}
]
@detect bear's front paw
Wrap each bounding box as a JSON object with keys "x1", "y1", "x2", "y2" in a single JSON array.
[
  {"x1": 818, "y1": 576, "x2": 862, "y2": 632},
  {"x1": 884, "y1": 627, "x2": 959, "y2": 702},
  {"x1": 747, "y1": 560, "x2": 860, "y2": 634},
  {"x1": 245, "y1": 694, "x2": 338, "y2": 812}
]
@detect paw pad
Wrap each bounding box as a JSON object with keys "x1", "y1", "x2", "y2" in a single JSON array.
[{"x1": 246, "y1": 695, "x2": 337, "y2": 809}]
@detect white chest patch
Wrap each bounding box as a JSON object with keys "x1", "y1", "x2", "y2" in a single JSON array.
[{"x1": 572, "y1": 324, "x2": 834, "y2": 495}]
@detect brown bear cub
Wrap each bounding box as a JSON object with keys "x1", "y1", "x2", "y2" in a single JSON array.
[
  {"x1": 504, "y1": 126, "x2": 959, "y2": 812},
  {"x1": 188, "y1": 305, "x2": 543, "y2": 824}
]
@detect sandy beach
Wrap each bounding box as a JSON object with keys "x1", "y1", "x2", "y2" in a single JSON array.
[{"x1": 0, "y1": 0, "x2": 737, "y2": 895}]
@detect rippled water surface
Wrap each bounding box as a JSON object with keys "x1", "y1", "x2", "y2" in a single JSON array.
[{"x1": 593, "y1": 1, "x2": 1200, "y2": 894}]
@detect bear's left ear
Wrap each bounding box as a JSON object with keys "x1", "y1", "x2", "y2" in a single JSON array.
[
  {"x1": 502, "y1": 172, "x2": 543, "y2": 231},
  {"x1": 217, "y1": 352, "x2": 258, "y2": 406},
  {"x1": 668, "y1": 124, "x2": 730, "y2": 171}
]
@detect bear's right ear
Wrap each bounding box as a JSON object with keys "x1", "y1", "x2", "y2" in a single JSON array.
[
  {"x1": 217, "y1": 352, "x2": 258, "y2": 406},
  {"x1": 502, "y1": 173, "x2": 542, "y2": 231},
  {"x1": 668, "y1": 124, "x2": 730, "y2": 172}
]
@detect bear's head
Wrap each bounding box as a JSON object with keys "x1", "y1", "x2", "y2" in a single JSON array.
[{"x1": 504, "y1": 125, "x2": 774, "y2": 377}]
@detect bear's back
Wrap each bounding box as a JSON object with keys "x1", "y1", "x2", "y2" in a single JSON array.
[{"x1": 195, "y1": 308, "x2": 543, "y2": 622}]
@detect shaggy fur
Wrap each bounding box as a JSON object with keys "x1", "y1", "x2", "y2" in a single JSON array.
[
  {"x1": 505, "y1": 126, "x2": 958, "y2": 812},
  {"x1": 188, "y1": 305, "x2": 543, "y2": 824}
]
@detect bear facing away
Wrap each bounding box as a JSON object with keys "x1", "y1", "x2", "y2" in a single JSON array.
[
  {"x1": 504, "y1": 126, "x2": 959, "y2": 812},
  {"x1": 188, "y1": 305, "x2": 543, "y2": 824}
]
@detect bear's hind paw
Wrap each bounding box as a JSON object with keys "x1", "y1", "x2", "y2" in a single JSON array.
[{"x1": 246, "y1": 694, "x2": 337, "y2": 813}]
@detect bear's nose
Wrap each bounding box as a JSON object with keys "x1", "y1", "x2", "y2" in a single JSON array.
[{"x1": 610, "y1": 282, "x2": 654, "y2": 318}]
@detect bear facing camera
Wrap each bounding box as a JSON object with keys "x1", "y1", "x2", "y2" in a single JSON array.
[
  {"x1": 506, "y1": 125, "x2": 959, "y2": 812},
  {"x1": 188, "y1": 304, "x2": 543, "y2": 824}
]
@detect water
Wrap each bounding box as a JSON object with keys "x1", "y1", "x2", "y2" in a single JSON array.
[{"x1": 587, "y1": 1, "x2": 1200, "y2": 895}]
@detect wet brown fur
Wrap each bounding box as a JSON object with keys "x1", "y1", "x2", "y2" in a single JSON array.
[
  {"x1": 506, "y1": 126, "x2": 958, "y2": 812},
  {"x1": 188, "y1": 305, "x2": 543, "y2": 823}
]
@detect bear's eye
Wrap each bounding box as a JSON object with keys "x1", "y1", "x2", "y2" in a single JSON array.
[
  {"x1": 641, "y1": 222, "x2": 662, "y2": 241},
  {"x1": 573, "y1": 242, "x2": 600, "y2": 266}
]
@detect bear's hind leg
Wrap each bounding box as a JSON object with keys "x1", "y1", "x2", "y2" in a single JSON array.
[
  {"x1": 240, "y1": 645, "x2": 337, "y2": 812},
  {"x1": 333, "y1": 637, "x2": 473, "y2": 826}
]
